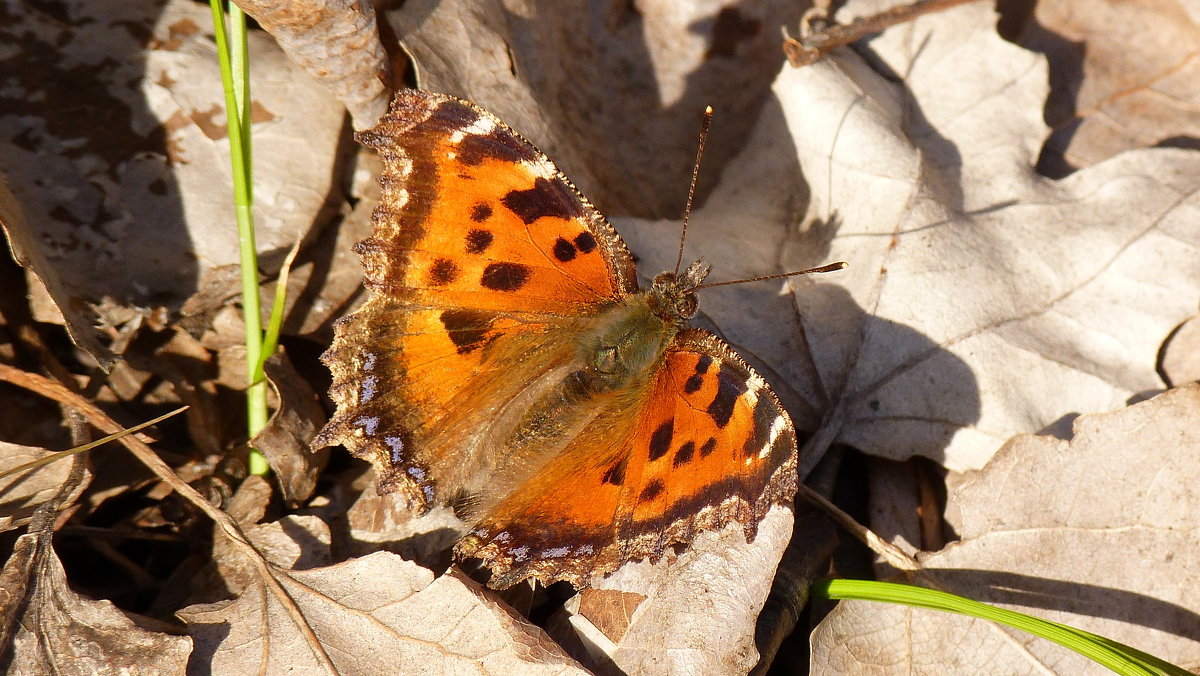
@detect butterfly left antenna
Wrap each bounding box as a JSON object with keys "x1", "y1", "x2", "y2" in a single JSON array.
[{"x1": 675, "y1": 106, "x2": 714, "y2": 276}]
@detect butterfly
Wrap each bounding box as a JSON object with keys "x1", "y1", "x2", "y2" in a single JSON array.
[{"x1": 317, "y1": 89, "x2": 831, "y2": 589}]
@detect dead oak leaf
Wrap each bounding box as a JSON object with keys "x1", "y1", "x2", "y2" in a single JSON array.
[
  {"x1": 811, "y1": 385, "x2": 1200, "y2": 674},
  {"x1": 779, "y1": 0, "x2": 1200, "y2": 470},
  {"x1": 179, "y1": 552, "x2": 588, "y2": 675},
  {"x1": 0, "y1": 0, "x2": 344, "y2": 363}
]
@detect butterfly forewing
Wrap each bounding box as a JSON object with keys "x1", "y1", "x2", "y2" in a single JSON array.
[{"x1": 318, "y1": 91, "x2": 636, "y2": 506}]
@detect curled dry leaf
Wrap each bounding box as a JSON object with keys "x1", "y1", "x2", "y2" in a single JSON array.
[
  {"x1": 232, "y1": 0, "x2": 392, "y2": 129},
  {"x1": 812, "y1": 385, "x2": 1200, "y2": 674},
  {"x1": 251, "y1": 350, "x2": 328, "y2": 504},
  {"x1": 0, "y1": 533, "x2": 191, "y2": 675},
  {"x1": 779, "y1": 0, "x2": 1200, "y2": 470},
  {"x1": 180, "y1": 552, "x2": 589, "y2": 676},
  {"x1": 1161, "y1": 314, "x2": 1200, "y2": 386},
  {"x1": 0, "y1": 442, "x2": 91, "y2": 533}
]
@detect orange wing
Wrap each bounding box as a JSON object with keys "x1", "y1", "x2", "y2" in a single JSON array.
[
  {"x1": 356, "y1": 89, "x2": 637, "y2": 311},
  {"x1": 455, "y1": 329, "x2": 799, "y2": 589},
  {"x1": 317, "y1": 90, "x2": 638, "y2": 507}
]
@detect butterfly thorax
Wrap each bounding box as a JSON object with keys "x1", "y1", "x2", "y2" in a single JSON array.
[
  {"x1": 497, "y1": 259, "x2": 712, "y2": 474},
  {"x1": 565, "y1": 259, "x2": 711, "y2": 396}
]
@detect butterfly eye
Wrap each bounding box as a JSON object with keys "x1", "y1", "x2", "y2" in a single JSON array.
[{"x1": 676, "y1": 294, "x2": 698, "y2": 318}]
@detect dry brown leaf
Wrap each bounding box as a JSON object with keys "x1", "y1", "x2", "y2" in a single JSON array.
[
  {"x1": 252, "y1": 350, "x2": 328, "y2": 503},
  {"x1": 812, "y1": 385, "x2": 1200, "y2": 674},
  {"x1": 273, "y1": 157, "x2": 378, "y2": 339},
  {"x1": 0, "y1": 533, "x2": 191, "y2": 675},
  {"x1": 180, "y1": 552, "x2": 589, "y2": 675},
  {"x1": 778, "y1": 0, "x2": 1200, "y2": 471},
  {"x1": 389, "y1": 0, "x2": 808, "y2": 218},
  {"x1": 1022, "y1": 0, "x2": 1200, "y2": 176},
  {"x1": 0, "y1": 442, "x2": 91, "y2": 532},
  {"x1": 0, "y1": 0, "x2": 345, "y2": 361},
  {"x1": 209, "y1": 514, "x2": 334, "y2": 601}
]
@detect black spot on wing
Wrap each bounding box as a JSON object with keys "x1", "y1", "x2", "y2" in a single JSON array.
[
  {"x1": 501, "y1": 177, "x2": 583, "y2": 224},
  {"x1": 432, "y1": 100, "x2": 481, "y2": 128},
  {"x1": 465, "y1": 229, "x2": 493, "y2": 254},
  {"x1": 470, "y1": 202, "x2": 493, "y2": 222},
  {"x1": 684, "y1": 355, "x2": 712, "y2": 394},
  {"x1": 648, "y1": 419, "x2": 673, "y2": 461},
  {"x1": 552, "y1": 237, "x2": 576, "y2": 262},
  {"x1": 455, "y1": 126, "x2": 530, "y2": 167},
  {"x1": 700, "y1": 437, "x2": 717, "y2": 457},
  {"x1": 639, "y1": 479, "x2": 665, "y2": 502},
  {"x1": 673, "y1": 441, "x2": 695, "y2": 467},
  {"x1": 602, "y1": 458, "x2": 627, "y2": 486},
  {"x1": 573, "y1": 231, "x2": 597, "y2": 253},
  {"x1": 707, "y1": 369, "x2": 748, "y2": 428},
  {"x1": 439, "y1": 309, "x2": 493, "y2": 354},
  {"x1": 481, "y1": 262, "x2": 531, "y2": 291},
  {"x1": 427, "y1": 258, "x2": 459, "y2": 286}
]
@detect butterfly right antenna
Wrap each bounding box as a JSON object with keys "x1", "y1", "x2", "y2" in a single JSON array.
[{"x1": 674, "y1": 106, "x2": 714, "y2": 277}]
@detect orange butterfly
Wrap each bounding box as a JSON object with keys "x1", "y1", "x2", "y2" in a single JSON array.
[{"x1": 318, "y1": 89, "x2": 835, "y2": 589}]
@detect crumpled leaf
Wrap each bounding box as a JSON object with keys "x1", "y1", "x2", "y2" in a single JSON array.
[
  {"x1": 0, "y1": 533, "x2": 191, "y2": 675},
  {"x1": 0, "y1": 442, "x2": 91, "y2": 532},
  {"x1": 778, "y1": 0, "x2": 1200, "y2": 470},
  {"x1": 811, "y1": 385, "x2": 1200, "y2": 674},
  {"x1": 0, "y1": 0, "x2": 345, "y2": 361},
  {"x1": 550, "y1": 506, "x2": 793, "y2": 676},
  {"x1": 180, "y1": 552, "x2": 589, "y2": 676},
  {"x1": 389, "y1": 0, "x2": 809, "y2": 218}
]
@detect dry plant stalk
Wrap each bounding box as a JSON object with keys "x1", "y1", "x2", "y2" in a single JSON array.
[{"x1": 783, "y1": 0, "x2": 986, "y2": 67}]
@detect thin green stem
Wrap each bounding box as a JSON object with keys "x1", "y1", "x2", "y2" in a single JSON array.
[{"x1": 209, "y1": 0, "x2": 269, "y2": 475}]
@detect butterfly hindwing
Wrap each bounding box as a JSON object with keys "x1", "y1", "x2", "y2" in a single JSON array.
[{"x1": 456, "y1": 329, "x2": 798, "y2": 589}]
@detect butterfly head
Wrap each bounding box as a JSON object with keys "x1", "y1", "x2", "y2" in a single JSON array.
[{"x1": 649, "y1": 259, "x2": 711, "y2": 325}]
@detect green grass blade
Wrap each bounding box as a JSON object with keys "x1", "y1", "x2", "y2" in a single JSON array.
[{"x1": 813, "y1": 579, "x2": 1192, "y2": 676}]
